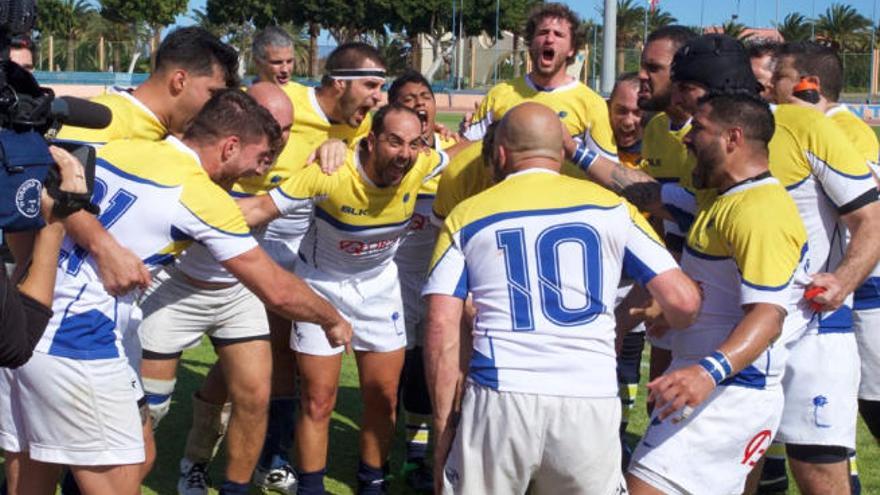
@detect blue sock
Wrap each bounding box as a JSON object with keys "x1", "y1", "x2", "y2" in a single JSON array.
[
  {"x1": 357, "y1": 461, "x2": 386, "y2": 495},
  {"x1": 258, "y1": 396, "x2": 297, "y2": 470},
  {"x1": 219, "y1": 480, "x2": 250, "y2": 495},
  {"x1": 296, "y1": 468, "x2": 327, "y2": 495}
]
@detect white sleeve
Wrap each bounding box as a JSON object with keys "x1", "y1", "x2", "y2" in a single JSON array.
[
  {"x1": 174, "y1": 203, "x2": 258, "y2": 262},
  {"x1": 422, "y1": 232, "x2": 469, "y2": 300}
]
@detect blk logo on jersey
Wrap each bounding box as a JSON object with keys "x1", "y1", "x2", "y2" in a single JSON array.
[
  {"x1": 341, "y1": 205, "x2": 369, "y2": 216},
  {"x1": 741, "y1": 429, "x2": 772, "y2": 466}
]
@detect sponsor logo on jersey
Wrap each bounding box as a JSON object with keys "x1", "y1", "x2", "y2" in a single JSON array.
[
  {"x1": 741, "y1": 429, "x2": 772, "y2": 466},
  {"x1": 341, "y1": 205, "x2": 370, "y2": 216},
  {"x1": 339, "y1": 238, "x2": 397, "y2": 255}
]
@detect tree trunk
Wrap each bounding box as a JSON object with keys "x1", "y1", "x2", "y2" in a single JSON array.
[
  {"x1": 409, "y1": 34, "x2": 421, "y2": 70},
  {"x1": 150, "y1": 25, "x2": 162, "y2": 71},
  {"x1": 66, "y1": 36, "x2": 75, "y2": 71},
  {"x1": 308, "y1": 22, "x2": 319, "y2": 79},
  {"x1": 616, "y1": 48, "x2": 626, "y2": 76},
  {"x1": 113, "y1": 42, "x2": 120, "y2": 73},
  {"x1": 98, "y1": 36, "x2": 106, "y2": 72},
  {"x1": 513, "y1": 34, "x2": 521, "y2": 77}
]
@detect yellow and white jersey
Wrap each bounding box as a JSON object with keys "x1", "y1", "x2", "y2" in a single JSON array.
[
  {"x1": 618, "y1": 142, "x2": 644, "y2": 171},
  {"x1": 395, "y1": 134, "x2": 459, "y2": 273},
  {"x1": 234, "y1": 82, "x2": 371, "y2": 195},
  {"x1": 56, "y1": 86, "x2": 167, "y2": 145},
  {"x1": 270, "y1": 147, "x2": 447, "y2": 278},
  {"x1": 640, "y1": 112, "x2": 694, "y2": 189},
  {"x1": 463, "y1": 75, "x2": 617, "y2": 161},
  {"x1": 40, "y1": 137, "x2": 257, "y2": 360},
  {"x1": 423, "y1": 169, "x2": 679, "y2": 397},
  {"x1": 769, "y1": 104, "x2": 879, "y2": 332},
  {"x1": 431, "y1": 140, "x2": 493, "y2": 223},
  {"x1": 678, "y1": 174, "x2": 810, "y2": 389},
  {"x1": 827, "y1": 105, "x2": 879, "y2": 169}
]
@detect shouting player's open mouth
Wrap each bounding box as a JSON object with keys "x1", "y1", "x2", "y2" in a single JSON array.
[{"x1": 539, "y1": 48, "x2": 556, "y2": 68}]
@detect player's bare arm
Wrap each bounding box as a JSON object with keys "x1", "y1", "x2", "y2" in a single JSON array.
[
  {"x1": 424, "y1": 293, "x2": 466, "y2": 493},
  {"x1": 221, "y1": 246, "x2": 352, "y2": 351},
  {"x1": 810, "y1": 201, "x2": 880, "y2": 310},
  {"x1": 307, "y1": 138, "x2": 348, "y2": 175},
  {"x1": 648, "y1": 302, "x2": 784, "y2": 420},
  {"x1": 63, "y1": 210, "x2": 151, "y2": 295}
]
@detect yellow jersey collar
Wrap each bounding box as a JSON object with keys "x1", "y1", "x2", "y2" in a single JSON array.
[{"x1": 108, "y1": 86, "x2": 165, "y2": 131}]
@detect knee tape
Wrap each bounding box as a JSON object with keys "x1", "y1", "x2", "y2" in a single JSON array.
[
  {"x1": 786, "y1": 443, "x2": 849, "y2": 464},
  {"x1": 142, "y1": 377, "x2": 176, "y2": 428}
]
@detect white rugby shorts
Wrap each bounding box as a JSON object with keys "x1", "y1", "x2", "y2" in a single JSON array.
[
  {"x1": 854, "y1": 307, "x2": 880, "y2": 400},
  {"x1": 139, "y1": 267, "x2": 269, "y2": 356},
  {"x1": 441, "y1": 381, "x2": 626, "y2": 495},
  {"x1": 776, "y1": 330, "x2": 859, "y2": 449},
  {"x1": 291, "y1": 262, "x2": 406, "y2": 356},
  {"x1": 630, "y1": 383, "x2": 783, "y2": 495},
  {"x1": 0, "y1": 352, "x2": 145, "y2": 465}
]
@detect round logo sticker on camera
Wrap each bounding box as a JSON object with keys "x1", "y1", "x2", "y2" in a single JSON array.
[{"x1": 15, "y1": 178, "x2": 42, "y2": 218}]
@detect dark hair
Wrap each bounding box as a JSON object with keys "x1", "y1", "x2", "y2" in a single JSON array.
[
  {"x1": 524, "y1": 3, "x2": 586, "y2": 66},
  {"x1": 368, "y1": 104, "x2": 422, "y2": 138},
  {"x1": 184, "y1": 89, "x2": 282, "y2": 154},
  {"x1": 388, "y1": 70, "x2": 434, "y2": 103},
  {"x1": 320, "y1": 42, "x2": 386, "y2": 87},
  {"x1": 611, "y1": 71, "x2": 640, "y2": 99},
  {"x1": 747, "y1": 39, "x2": 780, "y2": 59},
  {"x1": 699, "y1": 92, "x2": 775, "y2": 148},
  {"x1": 155, "y1": 27, "x2": 240, "y2": 88},
  {"x1": 9, "y1": 34, "x2": 33, "y2": 52},
  {"x1": 253, "y1": 26, "x2": 294, "y2": 61},
  {"x1": 777, "y1": 41, "x2": 843, "y2": 101},
  {"x1": 646, "y1": 25, "x2": 698, "y2": 51}
]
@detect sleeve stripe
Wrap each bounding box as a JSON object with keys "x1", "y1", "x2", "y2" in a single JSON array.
[
  {"x1": 838, "y1": 188, "x2": 879, "y2": 215},
  {"x1": 452, "y1": 267, "x2": 469, "y2": 299},
  {"x1": 622, "y1": 248, "x2": 659, "y2": 285},
  {"x1": 180, "y1": 203, "x2": 252, "y2": 238},
  {"x1": 806, "y1": 151, "x2": 873, "y2": 180}
]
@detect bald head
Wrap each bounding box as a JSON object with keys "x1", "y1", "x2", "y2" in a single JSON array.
[
  {"x1": 248, "y1": 82, "x2": 293, "y2": 144},
  {"x1": 494, "y1": 102, "x2": 564, "y2": 176}
]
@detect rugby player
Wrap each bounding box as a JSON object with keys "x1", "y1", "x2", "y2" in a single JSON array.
[
  {"x1": 234, "y1": 39, "x2": 384, "y2": 494},
  {"x1": 0, "y1": 90, "x2": 352, "y2": 495},
  {"x1": 388, "y1": 69, "x2": 460, "y2": 492},
  {"x1": 424, "y1": 102, "x2": 700, "y2": 494},
  {"x1": 627, "y1": 91, "x2": 812, "y2": 495},
  {"x1": 136, "y1": 83, "x2": 293, "y2": 495},
  {"x1": 767, "y1": 41, "x2": 880, "y2": 495},
  {"x1": 237, "y1": 104, "x2": 448, "y2": 494}
]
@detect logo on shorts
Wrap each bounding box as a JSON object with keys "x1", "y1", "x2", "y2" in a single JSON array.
[
  {"x1": 444, "y1": 466, "x2": 460, "y2": 485},
  {"x1": 392, "y1": 311, "x2": 403, "y2": 336},
  {"x1": 741, "y1": 429, "x2": 772, "y2": 466},
  {"x1": 15, "y1": 179, "x2": 41, "y2": 219},
  {"x1": 813, "y1": 395, "x2": 832, "y2": 428}
]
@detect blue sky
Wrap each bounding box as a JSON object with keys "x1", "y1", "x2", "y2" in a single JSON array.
[{"x1": 177, "y1": 0, "x2": 880, "y2": 33}]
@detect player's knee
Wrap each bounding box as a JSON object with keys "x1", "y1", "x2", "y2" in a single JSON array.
[
  {"x1": 302, "y1": 385, "x2": 338, "y2": 422},
  {"x1": 786, "y1": 443, "x2": 849, "y2": 464},
  {"x1": 142, "y1": 377, "x2": 176, "y2": 428},
  {"x1": 859, "y1": 399, "x2": 880, "y2": 440},
  {"x1": 230, "y1": 380, "x2": 270, "y2": 417},
  {"x1": 362, "y1": 381, "x2": 399, "y2": 415}
]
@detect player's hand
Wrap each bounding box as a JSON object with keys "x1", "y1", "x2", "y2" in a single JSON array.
[
  {"x1": 458, "y1": 102, "x2": 480, "y2": 136},
  {"x1": 93, "y1": 242, "x2": 151, "y2": 296},
  {"x1": 560, "y1": 121, "x2": 578, "y2": 160},
  {"x1": 806, "y1": 273, "x2": 846, "y2": 312},
  {"x1": 308, "y1": 139, "x2": 347, "y2": 175},
  {"x1": 630, "y1": 299, "x2": 670, "y2": 338},
  {"x1": 433, "y1": 122, "x2": 460, "y2": 144},
  {"x1": 647, "y1": 364, "x2": 715, "y2": 421},
  {"x1": 323, "y1": 318, "x2": 353, "y2": 354}
]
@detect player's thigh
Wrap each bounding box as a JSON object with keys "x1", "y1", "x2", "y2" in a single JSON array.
[
  {"x1": 4, "y1": 452, "x2": 62, "y2": 495},
  {"x1": 71, "y1": 463, "x2": 141, "y2": 495},
  {"x1": 216, "y1": 338, "x2": 272, "y2": 404},
  {"x1": 778, "y1": 331, "x2": 859, "y2": 449},
  {"x1": 356, "y1": 349, "x2": 406, "y2": 394},
  {"x1": 296, "y1": 352, "x2": 344, "y2": 416},
  {"x1": 533, "y1": 396, "x2": 624, "y2": 495}
]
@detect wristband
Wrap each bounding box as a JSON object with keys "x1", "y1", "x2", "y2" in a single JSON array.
[
  {"x1": 698, "y1": 350, "x2": 733, "y2": 386},
  {"x1": 571, "y1": 142, "x2": 599, "y2": 172}
]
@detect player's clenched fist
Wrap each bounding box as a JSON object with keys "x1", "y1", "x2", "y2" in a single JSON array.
[{"x1": 647, "y1": 364, "x2": 715, "y2": 421}]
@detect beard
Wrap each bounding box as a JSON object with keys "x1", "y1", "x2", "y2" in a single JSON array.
[{"x1": 691, "y1": 145, "x2": 724, "y2": 190}]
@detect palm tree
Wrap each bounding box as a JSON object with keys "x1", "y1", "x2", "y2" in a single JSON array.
[
  {"x1": 614, "y1": 0, "x2": 646, "y2": 72},
  {"x1": 35, "y1": 0, "x2": 94, "y2": 71},
  {"x1": 647, "y1": 8, "x2": 677, "y2": 34},
  {"x1": 815, "y1": 3, "x2": 871, "y2": 52},
  {"x1": 775, "y1": 12, "x2": 813, "y2": 42},
  {"x1": 721, "y1": 19, "x2": 752, "y2": 41}
]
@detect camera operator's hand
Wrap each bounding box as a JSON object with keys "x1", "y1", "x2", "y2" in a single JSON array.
[{"x1": 42, "y1": 146, "x2": 88, "y2": 224}]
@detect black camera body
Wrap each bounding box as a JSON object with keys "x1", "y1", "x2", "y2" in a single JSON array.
[{"x1": 0, "y1": 0, "x2": 101, "y2": 231}]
